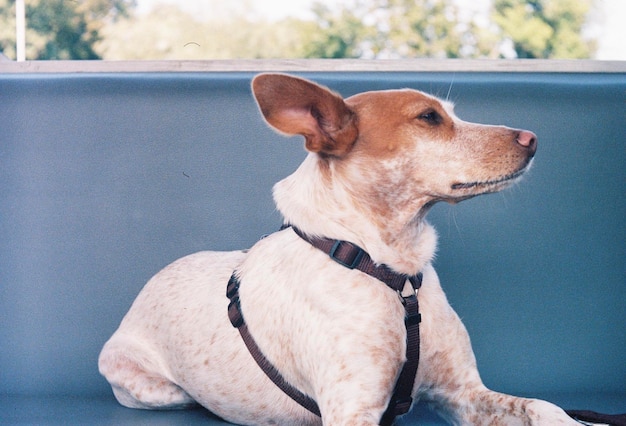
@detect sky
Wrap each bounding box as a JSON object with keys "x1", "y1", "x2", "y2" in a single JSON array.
[{"x1": 136, "y1": 0, "x2": 625, "y2": 60}]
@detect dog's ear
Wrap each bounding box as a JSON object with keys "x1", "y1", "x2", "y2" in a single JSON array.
[{"x1": 252, "y1": 73, "x2": 358, "y2": 156}]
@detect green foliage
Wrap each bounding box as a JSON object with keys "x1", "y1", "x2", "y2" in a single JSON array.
[
  {"x1": 0, "y1": 0, "x2": 134, "y2": 60},
  {"x1": 0, "y1": 0, "x2": 596, "y2": 60},
  {"x1": 288, "y1": 0, "x2": 596, "y2": 59},
  {"x1": 299, "y1": 2, "x2": 366, "y2": 58},
  {"x1": 493, "y1": 0, "x2": 595, "y2": 58},
  {"x1": 96, "y1": 4, "x2": 305, "y2": 59},
  {"x1": 0, "y1": 0, "x2": 18, "y2": 58},
  {"x1": 299, "y1": 0, "x2": 476, "y2": 59},
  {"x1": 383, "y1": 0, "x2": 465, "y2": 58}
]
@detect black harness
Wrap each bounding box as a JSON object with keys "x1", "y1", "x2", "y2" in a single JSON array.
[{"x1": 227, "y1": 226, "x2": 422, "y2": 425}]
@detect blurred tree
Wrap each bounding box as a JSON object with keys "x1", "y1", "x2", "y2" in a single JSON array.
[
  {"x1": 96, "y1": 4, "x2": 305, "y2": 59},
  {"x1": 378, "y1": 0, "x2": 467, "y2": 58},
  {"x1": 0, "y1": 1, "x2": 15, "y2": 57},
  {"x1": 299, "y1": 2, "x2": 367, "y2": 58},
  {"x1": 492, "y1": 0, "x2": 595, "y2": 58},
  {"x1": 300, "y1": 0, "x2": 475, "y2": 59},
  {"x1": 301, "y1": 0, "x2": 596, "y2": 59},
  {"x1": 301, "y1": 0, "x2": 516, "y2": 58},
  {"x1": 0, "y1": 0, "x2": 134, "y2": 60},
  {"x1": 3, "y1": 0, "x2": 595, "y2": 60}
]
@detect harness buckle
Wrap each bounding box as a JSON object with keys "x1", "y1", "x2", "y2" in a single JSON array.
[
  {"x1": 226, "y1": 275, "x2": 240, "y2": 299},
  {"x1": 405, "y1": 310, "x2": 422, "y2": 327},
  {"x1": 329, "y1": 240, "x2": 364, "y2": 269},
  {"x1": 401, "y1": 293, "x2": 421, "y2": 327},
  {"x1": 392, "y1": 397, "x2": 413, "y2": 415}
]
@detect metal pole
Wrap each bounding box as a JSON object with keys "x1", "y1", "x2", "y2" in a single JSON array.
[{"x1": 16, "y1": 0, "x2": 26, "y2": 61}]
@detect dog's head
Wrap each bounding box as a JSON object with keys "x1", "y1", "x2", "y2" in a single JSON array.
[{"x1": 252, "y1": 73, "x2": 536, "y2": 214}]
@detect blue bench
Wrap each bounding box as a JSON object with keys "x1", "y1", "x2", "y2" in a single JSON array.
[{"x1": 1, "y1": 66, "x2": 624, "y2": 424}]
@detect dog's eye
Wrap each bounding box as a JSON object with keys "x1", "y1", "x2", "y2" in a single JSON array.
[{"x1": 418, "y1": 110, "x2": 443, "y2": 125}]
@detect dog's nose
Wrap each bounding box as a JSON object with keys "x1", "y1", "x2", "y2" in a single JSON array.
[{"x1": 516, "y1": 130, "x2": 537, "y2": 155}]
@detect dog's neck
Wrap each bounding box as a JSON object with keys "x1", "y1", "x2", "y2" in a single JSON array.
[{"x1": 273, "y1": 154, "x2": 437, "y2": 276}]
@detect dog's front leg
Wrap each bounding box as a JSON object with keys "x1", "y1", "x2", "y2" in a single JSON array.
[
  {"x1": 307, "y1": 318, "x2": 407, "y2": 426},
  {"x1": 317, "y1": 393, "x2": 394, "y2": 426},
  {"x1": 321, "y1": 412, "x2": 382, "y2": 426},
  {"x1": 443, "y1": 387, "x2": 579, "y2": 425},
  {"x1": 419, "y1": 334, "x2": 578, "y2": 425},
  {"x1": 417, "y1": 267, "x2": 578, "y2": 425},
  {"x1": 422, "y1": 347, "x2": 578, "y2": 425},
  {"x1": 312, "y1": 353, "x2": 404, "y2": 426}
]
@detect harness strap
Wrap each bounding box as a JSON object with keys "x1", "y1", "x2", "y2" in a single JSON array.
[
  {"x1": 227, "y1": 275, "x2": 321, "y2": 416},
  {"x1": 380, "y1": 273, "x2": 422, "y2": 426},
  {"x1": 226, "y1": 226, "x2": 422, "y2": 425},
  {"x1": 291, "y1": 226, "x2": 409, "y2": 292},
  {"x1": 294, "y1": 227, "x2": 422, "y2": 425}
]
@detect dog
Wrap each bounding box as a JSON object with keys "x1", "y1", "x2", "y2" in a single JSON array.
[{"x1": 99, "y1": 73, "x2": 579, "y2": 425}]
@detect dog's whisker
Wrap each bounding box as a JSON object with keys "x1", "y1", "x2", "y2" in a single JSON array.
[{"x1": 446, "y1": 74, "x2": 456, "y2": 102}]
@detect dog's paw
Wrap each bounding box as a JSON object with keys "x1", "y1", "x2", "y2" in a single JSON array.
[{"x1": 524, "y1": 399, "x2": 581, "y2": 425}]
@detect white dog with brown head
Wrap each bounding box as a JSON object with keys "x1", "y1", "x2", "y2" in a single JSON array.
[{"x1": 99, "y1": 74, "x2": 577, "y2": 425}]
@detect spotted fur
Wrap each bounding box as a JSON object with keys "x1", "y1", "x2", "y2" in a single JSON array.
[{"x1": 99, "y1": 74, "x2": 577, "y2": 425}]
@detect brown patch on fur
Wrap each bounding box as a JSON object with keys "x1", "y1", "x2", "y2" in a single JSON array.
[
  {"x1": 346, "y1": 89, "x2": 456, "y2": 159},
  {"x1": 252, "y1": 74, "x2": 358, "y2": 157}
]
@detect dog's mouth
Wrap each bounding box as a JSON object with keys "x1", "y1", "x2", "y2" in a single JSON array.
[{"x1": 451, "y1": 167, "x2": 527, "y2": 191}]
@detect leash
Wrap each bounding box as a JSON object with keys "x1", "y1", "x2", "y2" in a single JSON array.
[
  {"x1": 226, "y1": 226, "x2": 422, "y2": 425},
  {"x1": 566, "y1": 410, "x2": 626, "y2": 426}
]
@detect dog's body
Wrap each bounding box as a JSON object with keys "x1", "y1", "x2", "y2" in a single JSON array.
[{"x1": 99, "y1": 74, "x2": 577, "y2": 425}]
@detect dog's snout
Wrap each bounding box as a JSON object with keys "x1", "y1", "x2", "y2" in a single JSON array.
[{"x1": 516, "y1": 130, "x2": 537, "y2": 155}]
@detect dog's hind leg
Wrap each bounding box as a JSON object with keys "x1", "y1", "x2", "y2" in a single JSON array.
[{"x1": 98, "y1": 335, "x2": 196, "y2": 410}]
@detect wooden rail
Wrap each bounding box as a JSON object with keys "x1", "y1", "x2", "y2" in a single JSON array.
[{"x1": 1, "y1": 59, "x2": 625, "y2": 73}]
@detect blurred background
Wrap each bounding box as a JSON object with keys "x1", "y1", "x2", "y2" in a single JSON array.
[{"x1": 0, "y1": 0, "x2": 624, "y2": 61}]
